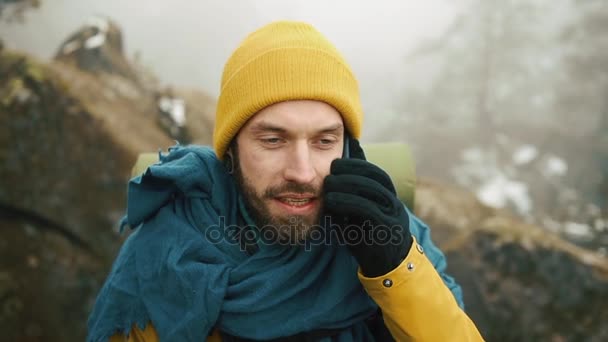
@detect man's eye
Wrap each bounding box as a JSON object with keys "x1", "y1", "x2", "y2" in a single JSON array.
[
  {"x1": 261, "y1": 137, "x2": 281, "y2": 144},
  {"x1": 316, "y1": 138, "x2": 337, "y2": 149},
  {"x1": 318, "y1": 136, "x2": 338, "y2": 145}
]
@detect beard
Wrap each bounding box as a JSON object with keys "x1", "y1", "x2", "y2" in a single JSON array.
[{"x1": 232, "y1": 152, "x2": 322, "y2": 245}]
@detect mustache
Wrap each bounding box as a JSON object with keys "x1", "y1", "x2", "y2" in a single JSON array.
[{"x1": 263, "y1": 182, "x2": 320, "y2": 198}]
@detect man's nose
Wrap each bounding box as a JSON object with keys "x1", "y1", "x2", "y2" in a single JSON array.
[{"x1": 283, "y1": 142, "x2": 316, "y2": 184}]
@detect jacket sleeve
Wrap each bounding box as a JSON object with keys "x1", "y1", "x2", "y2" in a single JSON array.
[
  {"x1": 108, "y1": 323, "x2": 222, "y2": 342},
  {"x1": 358, "y1": 235, "x2": 484, "y2": 341},
  {"x1": 406, "y1": 207, "x2": 465, "y2": 309}
]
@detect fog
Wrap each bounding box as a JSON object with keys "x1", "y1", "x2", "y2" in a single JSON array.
[
  {"x1": 1, "y1": 0, "x2": 458, "y2": 130},
  {"x1": 2, "y1": 1, "x2": 608, "y2": 340},
  {"x1": 2, "y1": 0, "x2": 606, "y2": 246}
]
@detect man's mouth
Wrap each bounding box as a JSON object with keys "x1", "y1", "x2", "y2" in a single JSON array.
[
  {"x1": 278, "y1": 197, "x2": 313, "y2": 206},
  {"x1": 274, "y1": 194, "x2": 317, "y2": 210}
]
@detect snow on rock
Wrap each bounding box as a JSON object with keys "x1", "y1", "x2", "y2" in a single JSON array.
[
  {"x1": 563, "y1": 221, "x2": 594, "y2": 240},
  {"x1": 545, "y1": 155, "x2": 568, "y2": 176},
  {"x1": 61, "y1": 40, "x2": 81, "y2": 55},
  {"x1": 513, "y1": 144, "x2": 539, "y2": 165},
  {"x1": 84, "y1": 16, "x2": 109, "y2": 50},
  {"x1": 159, "y1": 96, "x2": 187, "y2": 126},
  {"x1": 476, "y1": 173, "x2": 533, "y2": 215},
  {"x1": 85, "y1": 34, "x2": 106, "y2": 49}
]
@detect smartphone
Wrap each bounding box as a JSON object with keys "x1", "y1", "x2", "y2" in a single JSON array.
[{"x1": 342, "y1": 133, "x2": 350, "y2": 159}]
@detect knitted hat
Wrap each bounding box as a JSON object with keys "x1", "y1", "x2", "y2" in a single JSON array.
[{"x1": 213, "y1": 21, "x2": 363, "y2": 160}]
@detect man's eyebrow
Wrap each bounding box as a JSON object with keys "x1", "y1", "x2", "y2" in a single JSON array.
[
  {"x1": 249, "y1": 122, "x2": 344, "y2": 134},
  {"x1": 250, "y1": 122, "x2": 288, "y2": 133},
  {"x1": 317, "y1": 123, "x2": 344, "y2": 134}
]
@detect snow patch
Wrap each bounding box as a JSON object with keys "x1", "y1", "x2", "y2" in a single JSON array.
[
  {"x1": 62, "y1": 40, "x2": 81, "y2": 55},
  {"x1": 513, "y1": 144, "x2": 538, "y2": 165},
  {"x1": 159, "y1": 97, "x2": 187, "y2": 126},
  {"x1": 476, "y1": 174, "x2": 532, "y2": 214},
  {"x1": 85, "y1": 33, "x2": 106, "y2": 49},
  {"x1": 84, "y1": 16, "x2": 109, "y2": 50},
  {"x1": 544, "y1": 156, "x2": 568, "y2": 176},
  {"x1": 562, "y1": 221, "x2": 593, "y2": 239}
]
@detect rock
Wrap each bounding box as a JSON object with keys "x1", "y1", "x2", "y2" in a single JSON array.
[
  {"x1": 0, "y1": 211, "x2": 104, "y2": 342},
  {"x1": 54, "y1": 16, "x2": 135, "y2": 80},
  {"x1": 155, "y1": 87, "x2": 189, "y2": 143},
  {"x1": 0, "y1": 47, "x2": 172, "y2": 340},
  {"x1": 153, "y1": 86, "x2": 217, "y2": 145},
  {"x1": 173, "y1": 87, "x2": 216, "y2": 146},
  {"x1": 1, "y1": 49, "x2": 172, "y2": 258},
  {"x1": 52, "y1": 17, "x2": 216, "y2": 145},
  {"x1": 0, "y1": 30, "x2": 213, "y2": 340},
  {"x1": 415, "y1": 178, "x2": 608, "y2": 341}
]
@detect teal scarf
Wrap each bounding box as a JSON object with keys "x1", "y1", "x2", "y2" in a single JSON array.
[{"x1": 87, "y1": 145, "x2": 379, "y2": 342}]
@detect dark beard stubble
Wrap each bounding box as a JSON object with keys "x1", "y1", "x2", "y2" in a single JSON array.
[{"x1": 231, "y1": 147, "x2": 322, "y2": 245}]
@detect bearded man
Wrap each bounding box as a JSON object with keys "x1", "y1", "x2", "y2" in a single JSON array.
[{"x1": 87, "y1": 21, "x2": 484, "y2": 342}]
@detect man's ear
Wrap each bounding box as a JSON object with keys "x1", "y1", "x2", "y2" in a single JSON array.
[{"x1": 224, "y1": 148, "x2": 235, "y2": 174}]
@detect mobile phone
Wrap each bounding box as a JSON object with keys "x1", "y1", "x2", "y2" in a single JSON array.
[{"x1": 342, "y1": 133, "x2": 350, "y2": 158}]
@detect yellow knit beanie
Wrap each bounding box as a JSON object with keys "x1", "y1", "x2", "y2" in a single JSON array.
[{"x1": 213, "y1": 21, "x2": 363, "y2": 160}]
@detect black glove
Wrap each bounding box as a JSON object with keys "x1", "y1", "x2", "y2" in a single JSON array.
[{"x1": 323, "y1": 138, "x2": 413, "y2": 277}]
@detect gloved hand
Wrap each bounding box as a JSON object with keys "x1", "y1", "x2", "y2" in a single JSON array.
[{"x1": 322, "y1": 138, "x2": 413, "y2": 277}]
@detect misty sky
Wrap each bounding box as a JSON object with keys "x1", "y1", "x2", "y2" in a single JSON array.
[{"x1": 1, "y1": 0, "x2": 459, "y2": 137}]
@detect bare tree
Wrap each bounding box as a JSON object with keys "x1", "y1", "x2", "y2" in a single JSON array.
[{"x1": 0, "y1": 0, "x2": 40, "y2": 23}]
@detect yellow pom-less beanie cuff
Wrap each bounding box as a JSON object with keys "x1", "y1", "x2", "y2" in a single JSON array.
[{"x1": 213, "y1": 21, "x2": 363, "y2": 160}]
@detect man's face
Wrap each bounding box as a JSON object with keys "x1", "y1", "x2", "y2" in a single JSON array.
[{"x1": 233, "y1": 100, "x2": 344, "y2": 244}]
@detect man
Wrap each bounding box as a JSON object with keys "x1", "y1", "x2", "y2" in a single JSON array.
[{"x1": 87, "y1": 21, "x2": 484, "y2": 341}]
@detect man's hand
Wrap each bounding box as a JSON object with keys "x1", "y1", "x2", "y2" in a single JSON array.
[{"x1": 322, "y1": 139, "x2": 413, "y2": 277}]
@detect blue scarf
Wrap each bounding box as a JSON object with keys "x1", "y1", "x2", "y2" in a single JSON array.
[{"x1": 87, "y1": 145, "x2": 379, "y2": 342}]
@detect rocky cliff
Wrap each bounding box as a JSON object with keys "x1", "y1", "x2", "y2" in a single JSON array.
[
  {"x1": 416, "y1": 179, "x2": 608, "y2": 341},
  {"x1": 0, "y1": 18, "x2": 215, "y2": 341}
]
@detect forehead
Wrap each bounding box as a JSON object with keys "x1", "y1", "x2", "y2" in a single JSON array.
[{"x1": 243, "y1": 100, "x2": 344, "y2": 133}]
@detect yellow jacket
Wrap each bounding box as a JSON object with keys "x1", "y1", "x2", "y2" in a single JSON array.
[{"x1": 109, "y1": 237, "x2": 484, "y2": 341}]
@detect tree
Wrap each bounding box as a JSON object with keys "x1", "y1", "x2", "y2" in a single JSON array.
[
  {"x1": 0, "y1": 0, "x2": 40, "y2": 23},
  {"x1": 391, "y1": 0, "x2": 608, "y2": 238},
  {"x1": 558, "y1": 0, "x2": 608, "y2": 212},
  {"x1": 396, "y1": 0, "x2": 569, "y2": 144}
]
